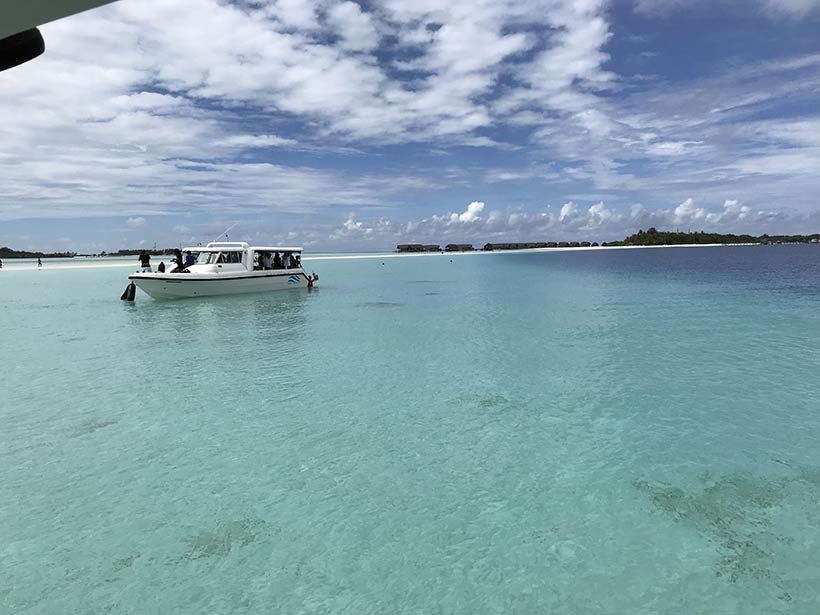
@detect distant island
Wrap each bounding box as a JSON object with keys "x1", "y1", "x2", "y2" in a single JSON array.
[
  {"x1": 396, "y1": 229, "x2": 820, "y2": 252},
  {"x1": 4, "y1": 229, "x2": 820, "y2": 260},
  {"x1": 0, "y1": 246, "x2": 77, "y2": 259},
  {"x1": 72, "y1": 248, "x2": 178, "y2": 258},
  {"x1": 397, "y1": 241, "x2": 600, "y2": 252},
  {"x1": 604, "y1": 228, "x2": 820, "y2": 246},
  {"x1": 103, "y1": 248, "x2": 178, "y2": 256},
  {"x1": 0, "y1": 246, "x2": 184, "y2": 259}
]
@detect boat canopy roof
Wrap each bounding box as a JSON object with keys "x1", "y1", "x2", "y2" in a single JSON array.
[
  {"x1": 251, "y1": 246, "x2": 303, "y2": 252},
  {"x1": 184, "y1": 242, "x2": 303, "y2": 252}
]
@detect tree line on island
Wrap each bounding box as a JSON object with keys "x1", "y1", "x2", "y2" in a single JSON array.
[
  {"x1": 396, "y1": 228, "x2": 820, "y2": 252},
  {"x1": 606, "y1": 228, "x2": 820, "y2": 246},
  {"x1": 0, "y1": 246, "x2": 78, "y2": 259},
  {"x1": 0, "y1": 247, "x2": 180, "y2": 259},
  {"x1": 3, "y1": 227, "x2": 819, "y2": 259}
]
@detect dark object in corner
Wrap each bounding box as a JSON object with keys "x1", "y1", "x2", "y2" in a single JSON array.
[{"x1": 0, "y1": 28, "x2": 45, "y2": 72}]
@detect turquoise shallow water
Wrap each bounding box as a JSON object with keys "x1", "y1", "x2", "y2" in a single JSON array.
[{"x1": 2, "y1": 246, "x2": 820, "y2": 614}]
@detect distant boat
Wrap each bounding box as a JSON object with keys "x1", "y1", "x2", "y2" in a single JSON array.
[{"x1": 128, "y1": 242, "x2": 317, "y2": 299}]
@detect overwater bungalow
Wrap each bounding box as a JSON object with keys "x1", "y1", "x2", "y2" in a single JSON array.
[{"x1": 396, "y1": 244, "x2": 441, "y2": 253}]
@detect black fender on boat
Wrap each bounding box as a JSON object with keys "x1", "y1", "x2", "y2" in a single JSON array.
[{"x1": 120, "y1": 281, "x2": 136, "y2": 301}]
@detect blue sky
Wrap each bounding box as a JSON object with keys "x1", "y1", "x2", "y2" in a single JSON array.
[{"x1": 2, "y1": 0, "x2": 820, "y2": 252}]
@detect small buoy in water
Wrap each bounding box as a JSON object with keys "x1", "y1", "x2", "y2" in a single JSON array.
[{"x1": 120, "y1": 281, "x2": 136, "y2": 301}]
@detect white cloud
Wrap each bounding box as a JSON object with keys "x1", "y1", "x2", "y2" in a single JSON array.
[
  {"x1": 15, "y1": 0, "x2": 616, "y2": 149},
  {"x1": 453, "y1": 200, "x2": 485, "y2": 222},
  {"x1": 324, "y1": 198, "x2": 790, "y2": 249},
  {"x1": 644, "y1": 140, "x2": 702, "y2": 156},
  {"x1": 216, "y1": 134, "x2": 298, "y2": 148},
  {"x1": 326, "y1": 2, "x2": 381, "y2": 52},
  {"x1": 588, "y1": 201, "x2": 615, "y2": 225},
  {"x1": 632, "y1": 0, "x2": 696, "y2": 14},
  {"x1": 126, "y1": 216, "x2": 146, "y2": 229},
  {"x1": 0, "y1": 0, "x2": 622, "y2": 224},
  {"x1": 758, "y1": 0, "x2": 820, "y2": 16},
  {"x1": 673, "y1": 198, "x2": 705, "y2": 223},
  {"x1": 559, "y1": 202, "x2": 579, "y2": 221},
  {"x1": 634, "y1": 0, "x2": 820, "y2": 16},
  {"x1": 266, "y1": 0, "x2": 320, "y2": 30},
  {"x1": 0, "y1": 155, "x2": 432, "y2": 221},
  {"x1": 745, "y1": 118, "x2": 820, "y2": 148}
]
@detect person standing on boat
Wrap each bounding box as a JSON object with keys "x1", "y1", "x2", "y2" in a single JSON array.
[
  {"x1": 273, "y1": 252, "x2": 282, "y2": 269},
  {"x1": 138, "y1": 251, "x2": 151, "y2": 272},
  {"x1": 173, "y1": 248, "x2": 183, "y2": 272}
]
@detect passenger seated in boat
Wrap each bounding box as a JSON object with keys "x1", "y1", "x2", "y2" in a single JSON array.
[
  {"x1": 263, "y1": 253, "x2": 273, "y2": 270},
  {"x1": 283, "y1": 252, "x2": 291, "y2": 269},
  {"x1": 273, "y1": 252, "x2": 283, "y2": 269}
]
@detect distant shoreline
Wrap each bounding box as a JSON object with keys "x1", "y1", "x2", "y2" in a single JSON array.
[
  {"x1": 0, "y1": 242, "x2": 772, "y2": 271},
  {"x1": 316, "y1": 242, "x2": 759, "y2": 260}
]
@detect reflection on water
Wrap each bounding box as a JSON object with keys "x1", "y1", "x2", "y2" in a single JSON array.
[{"x1": 127, "y1": 289, "x2": 311, "y2": 344}]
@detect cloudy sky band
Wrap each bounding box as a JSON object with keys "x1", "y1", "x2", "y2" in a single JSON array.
[{"x1": 1, "y1": 0, "x2": 820, "y2": 251}]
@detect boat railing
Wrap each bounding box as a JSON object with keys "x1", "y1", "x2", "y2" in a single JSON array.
[{"x1": 205, "y1": 241, "x2": 249, "y2": 249}]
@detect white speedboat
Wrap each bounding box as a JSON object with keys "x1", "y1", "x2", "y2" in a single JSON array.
[{"x1": 128, "y1": 242, "x2": 317, "y2": 299}]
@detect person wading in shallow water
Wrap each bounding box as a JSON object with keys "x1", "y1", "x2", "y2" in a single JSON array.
[{"x1": 37, "y1": 258, "x2": 42, "y2": 268}]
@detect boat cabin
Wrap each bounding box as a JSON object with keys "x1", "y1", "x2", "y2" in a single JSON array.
[{"x1": 179, "y1": 242, "x2": 303, "y2": 273}]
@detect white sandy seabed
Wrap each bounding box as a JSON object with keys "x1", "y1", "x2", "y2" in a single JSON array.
[{"x1": 0, "y1": 243, "x2": 759, "y2": 272}]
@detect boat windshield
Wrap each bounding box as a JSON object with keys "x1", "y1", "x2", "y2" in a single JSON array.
[
  {"x1": 219, "y1": 251, "x2": 243, "y2": 264},
  {"x1": 194, "y1": 251, "x2": 244, "y2": 264}
]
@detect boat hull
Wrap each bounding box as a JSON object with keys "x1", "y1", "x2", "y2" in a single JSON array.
[{"x1": 128, "y1": 270, "x2": 311, "y2": 299}]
